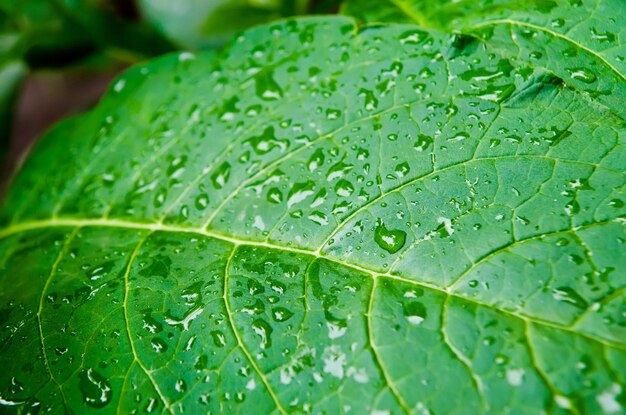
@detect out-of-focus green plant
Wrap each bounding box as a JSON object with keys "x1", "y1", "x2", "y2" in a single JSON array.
[
  {"x1": 0, "y1": 0, "x2": 174, "y2": 159},
  {"x1": 138, "y1": 0, "x2": 311, "y2": 49},
  {"x1": 1, "y1": 0, "x2": 173, "y2": 67}
]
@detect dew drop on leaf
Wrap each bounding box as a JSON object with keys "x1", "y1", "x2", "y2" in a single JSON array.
[
  {"x1": 211, "y1": 162, "x2": 231, "y2": 189},
  {"x1": 255, "y1": 70, "x2": 283, "y2": 101},
  {"x1": 272, "y1": 306, "x2": 294, "y2": 322},
  {"x1": 403, "y1": 301, "x2": 427, "y2": 325},
  {"x1": 210, "y1": 331, "x2": 226, "y2": 348},
  {"x1": 251, "y1": 319, "x2": 273, "y2": 349},
  {"x1": 79, "y1": 368, "x2": 112, "y2": 408},
  {"x1": 414, "y1": 134, "x2": 433, "y2": 151},
  {"x1": 151, "y1": 337, "x2": 168, "y2": 353},
  {"x1": 374, "y1": 219, "x2": 407, "y2": 254},
  {"x1": 194, "y1": 194, "x2": 209, "y2": 210},
  {"x1": 552, "y1": 286, "x2": 589, "y2": 309},
  {"x1": 566, "y1": 67, "x2": 597, "y2": 83},
  {"x1": 174, "y1": 379, "x2": 187, "y2": 393}
]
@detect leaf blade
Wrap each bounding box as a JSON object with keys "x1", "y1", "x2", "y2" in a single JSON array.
[{"x1": 0, "y1": 15, "x2": 625, "y2": 414}]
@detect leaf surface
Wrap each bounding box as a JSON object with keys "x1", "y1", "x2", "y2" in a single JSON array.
[
  {"x1": 0, "y1": 15, "x2": 625, "y2": 414},
  {"x1": 342, "y1": 0, "x2": 626, "y2": 115}
]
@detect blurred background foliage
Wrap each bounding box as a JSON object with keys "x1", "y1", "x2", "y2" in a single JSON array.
[{"x1": 0, "y1": 0, "x2": 340, "y2": 192}]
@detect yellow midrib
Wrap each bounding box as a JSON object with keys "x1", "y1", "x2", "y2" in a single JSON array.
[{"x1": 0, "y1": 216, "x2": 623, "y2": 351}]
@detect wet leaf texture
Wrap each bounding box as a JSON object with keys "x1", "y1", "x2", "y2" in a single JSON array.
[{"x1": 0, "y1": 10, "x2": 625, "y2": 415}]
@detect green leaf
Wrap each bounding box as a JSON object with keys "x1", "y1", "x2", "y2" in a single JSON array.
[
  {"x1": 1, "y1": 15, "x2": 625, "y2": 414},
  {"x1": 342, "y1": 0, "x2": 626, "y2": 116}
]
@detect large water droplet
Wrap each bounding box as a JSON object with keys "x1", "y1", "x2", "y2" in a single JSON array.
[
  {"x1": 590, "y1": 28, "x2": 615, "y2": 43},
  {"x1": 374, "y1": 220, "x2": 407, "y2": 254},
  {"x1": 552, "y1": 286, "x2": 588, "y2": 309},
  {"x1": 566, "y1": 67, "x2": 597, "y2": 84},
  {"x1": 399, "y1": 29, "x2": 428, "y2": 45},
  {"x1": 307, "y1": 149, "x2": 325, "y2": 172},
  {"x1": 403, "y1": 301, "x2": 427, "y2": 325},
  {"x1": 151, "y1": 337, "x2": 168, "y2": 353},
  {"x1": 358, "y1": 88, "x2": 378, "y2": 111},
  {"x1": 414, "y1": 134, "x2": 433, "y2": 152},
  {"x1": 287, "y1": 181, "x2": 315, "y2": 208},
  {"x1": 79, "y1": 368, "x2": 112, "y2": 408},
  {"x1": 255, "y1": 70, "x2": 283, "y2": 100},
  {"x1": 195, "y1": 193, "x2": 209, "y2": 210},
  {"x1": 211, "y1": 162, "x2": 231, "y2": 189},
  {"x1": 272, "y1": 307, "x2": 294, "y2": 322},
  {"x1": 251, "y1": 319, "x2": 273, "y2": 349},
  {"x1": 245, "y1": 126, "x2": 288, "y2": 155}
]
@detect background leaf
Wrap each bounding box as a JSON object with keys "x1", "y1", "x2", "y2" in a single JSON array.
[
  {"x1": 0, "y1": 0, "x2": 174, "y2": 67},
  {"x1": 0, "y1": 0, "x2": 176, "y2": 196},
  {"x1": 0, "y1": 60, "x2": 26, "y2": 161},
  {"x1": 138, "y1": 0, "x2": 310, "y2": 50},
  {"x1": 0, "y1": 13, "x2": 625, "y2": 415}
]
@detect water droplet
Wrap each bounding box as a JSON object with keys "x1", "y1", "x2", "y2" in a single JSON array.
[
  {"x1": 242, "y1": 298, "x2": 265, "y2": 315},
  {"x1": 566, "y1": 67, "x2": 597, "y2": 83},
  {"x1": 255, "y1": 71, "x2": 283, "y2": 100},
  {"x1": 245, "y1": 126, "x2": 288, "y2": 155},
  {"x1": 358, "y1": 88, "x2": 378, "y2": 111},
  {"x1": 287, "y1": 181, "x2": 315, "y2": 208},
  {"x1": 419, "y1": 67, "x2": 434, "y2": 79},
  {"x1": 447, "y1": 132, "x2": 469, "y2": 142},
  {"x1": 374, "y1": 220, "x2": 407, "y2": 254},
  {"x1": 251, "y1": 319, "x2": 273, "y2": 349},
  {"x1": 167, "y1": 156, "x2": 187, "y2": 178},
  {"x1": 551, "y1": 18, "x2": 564, "y2": 28},
  {"x1": 272, "y1": 307, "x2": 294, "y2": 322},
  {"x1": 175, "y1": 379, "x2": 187, "y2": 393},
  {"x1": 495, "y1": 354, "x2": 509, "y2": 365},
  {"x1": 556, "y1": 237, "x2": 570, "y2": 247},
  {"x1": 210, "y1": 331, "x2": 226, "y2": 348},
  {"x1": 326, "y1": 108, "x2": 342, "y2": 120},
  {"x1": 142, "y1": 315, "x2": 163, "y2": 334},
  {"x1": 483, "y1": 336, "x2": 495, "y2": 345},
  {"x1": 335, "y1": 180, "x2": 354, "y2": 197},
  {"x1": 151, "y1": 337, "x2": 168, "y2": 353},
  {"x1": 506, "y1": 368, "x2": 525, "y2": 386},
  {"x1": 308, "y1": 211, "x2": 329, "y2": 226},
  {"x1": 552, "y1": 287, "x2": 588, "y2": 309},
  {"x1": 590, "y1": 28, "x2": 615, "y2": 43},
  {"x1": 195, "y1": 194, "x2": 209, "y2": 210},
  {"x1": 326, "y1": 160, "x2": 353, "y2": 181},
  {"x1": 514, "y1": 216, "x2": 530, "y2": 226},
  {"x1": 55, "y1": 346, "x2": 68, "y2": 355},
  {"x1": 414, "y1": 134, "x2": 433, "y2": 152},
  {"x1": 79, "y1": 368, "x2": 112, "y2": 408},
  {"x1": 399, "y1": 29, "x2": 428, "y2": 45},
  {"x1": 395, "y1": 162, "x2": 410, "y2": 178},
  {"x1": 211, "y1": 162, "x2": 231, "y2": 189},
  {"x1": 403, "y1": 301, "x2": 426, "y2": 325},
  {"x1": 267, "y1": 187, "x2": 283, "y2": 204},
  {"x1": 307, "y1": 149, "x2": 325, "y2": 172}
]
